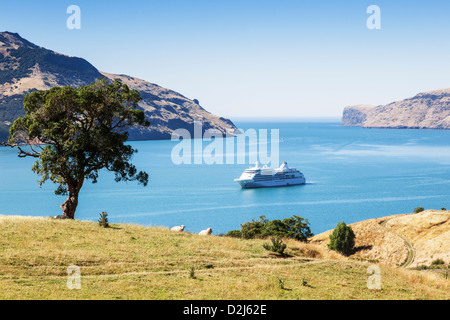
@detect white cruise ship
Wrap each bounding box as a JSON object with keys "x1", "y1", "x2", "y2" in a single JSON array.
[{"x1": 234, "y1": 162, "x2": 306, "y2": 189}]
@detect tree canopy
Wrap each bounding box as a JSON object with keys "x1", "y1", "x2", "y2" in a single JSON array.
[
  {"x1": 4, "y1": 78, "x2": 150, "y2": 219},
  {"x1": 328, "y1": 221, "x2": 356, "y2": 256},
  {"x1": 227, "y1": 215, "x2": 313, "y2": 242}
]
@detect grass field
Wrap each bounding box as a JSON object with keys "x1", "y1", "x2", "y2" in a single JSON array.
[{"x1": 0, "y1": 215, "x2": 449, "y2": 300}]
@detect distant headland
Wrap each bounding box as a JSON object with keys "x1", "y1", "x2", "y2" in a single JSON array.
[{"x1": 342, "y1": 88, "x2": 450, "y2": 129}]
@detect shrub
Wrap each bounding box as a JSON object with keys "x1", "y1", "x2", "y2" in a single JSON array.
[
  {"x1": 189, "y1": 266, "x2": 196, "y2": 279},
  {"x1": 328, "y1": 221, "x2": 355, "y2": 256},
  {"x1": 226, "y1": 230, "x2": 243, "y2": 238},
  {"x1": 98, "y1": 211, "x2": 109, "y2": 228},
  {"x1": 414, "y1": 265, "x2": 429, "y2": 270},
  {"x1": 301, "y1": 278, "x2": 309, "y2": 287},
  {"x1": 431, "y1": 258, "x2": 445, "y2": 266},
  {"x1": 226, "y1": 215, "x2": 313, "y2": 241},
  {"x1": 414, "y1": 207, "x2": 425, "y2": 213},
  {"x1": 233, "y1": 216, "x2": 267, "y2": 239},
  {"x1": 263, "y1": 236, "x2": 287, "y2": 255},
  {"x1": 277, "y1": 277, "x2": 286, "y2": 290},
  {"x1": 441, "y1": 207, "x2": 446, "y2": 211}
]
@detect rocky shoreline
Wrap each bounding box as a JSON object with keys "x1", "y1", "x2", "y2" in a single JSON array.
[{"x1": 342, "y1": 88, "x2": 450, "y2": 130}]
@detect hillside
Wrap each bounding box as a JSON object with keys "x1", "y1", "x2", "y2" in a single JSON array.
[
  {"x1": 311, "y1": 210, "x2": 450, "y2": 269},
  {"x1": 0, "y1": 122, "x2": 8, "y2": 141},
  {"x1": 0, "y1": 215, "x2": 448, "y2": 300},
  {"x1": 0, "y1": 31, "x2": 237, "y2": 141},
  {"x1": 341, "y1": 88, "x2": 450, "y2": 129}
]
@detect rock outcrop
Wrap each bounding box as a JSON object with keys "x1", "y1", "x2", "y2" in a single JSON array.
[{"x1": 342, "y1": 88, "x2": 450, "y2": 129}]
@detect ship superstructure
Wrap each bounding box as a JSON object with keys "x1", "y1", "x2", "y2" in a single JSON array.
[{"x1": 234, "y1": 162, "x2": 306, "y2": 189}]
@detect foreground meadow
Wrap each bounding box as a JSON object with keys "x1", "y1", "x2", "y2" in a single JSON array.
[{"x1": 0, "y1": 215, "x2": 448, "y2": 300}]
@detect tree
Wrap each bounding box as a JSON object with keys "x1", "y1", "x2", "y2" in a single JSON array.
[
  {"x1": 227, "y1": 215, "x2": 313, "y2": 242},
  {"x1": 264, "y1": 215, "x2": 314, "y2": 242},
  {"x1": 3, "y1": 78, "x2": 150, "y2": 219},
  {"x1": 328, "y1": 221, "x2": 355, "y2": 256}
]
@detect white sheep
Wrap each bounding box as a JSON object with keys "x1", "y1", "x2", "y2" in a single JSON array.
[
  {"x1": 198, "y1": 228, "x2": 212, "y2": 236},
  {"x1": 170, "y1": 225, "x2": 185, "y2": 232}
]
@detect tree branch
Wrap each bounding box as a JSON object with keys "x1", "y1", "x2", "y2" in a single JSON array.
[{"x1": 1, "y1": 142, "x2": 41, "y2": 158}]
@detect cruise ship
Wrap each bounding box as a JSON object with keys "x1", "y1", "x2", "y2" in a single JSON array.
[{"x1": 234, "y1": 162, "x2": 306, "y2": 189}]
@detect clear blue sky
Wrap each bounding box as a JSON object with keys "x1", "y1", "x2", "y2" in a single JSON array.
[{"x1": 1, "y1": 0, "x2": 450, "y2": 118}]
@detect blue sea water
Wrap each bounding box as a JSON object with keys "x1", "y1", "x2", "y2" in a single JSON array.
[{"x1": 1, "y1": 121, "x2": 450, "y2": 235}]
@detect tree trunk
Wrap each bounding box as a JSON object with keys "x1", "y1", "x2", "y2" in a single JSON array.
[
  {"x1": 60, "y1": 180, "x2": 83, "y2": 219},
  {"x1": 61, "y1": 194, "x2": 78, "y2": 219}
]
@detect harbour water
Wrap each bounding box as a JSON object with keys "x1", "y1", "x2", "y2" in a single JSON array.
[{"x1": 1, "y1": 121, "x2": 450, "y2": 235}]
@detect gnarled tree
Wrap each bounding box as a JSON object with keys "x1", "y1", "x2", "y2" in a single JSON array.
[{"x1": 3, "y1": 78, "x2": 150, "y2": 219}]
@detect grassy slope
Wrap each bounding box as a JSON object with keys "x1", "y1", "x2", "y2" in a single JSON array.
[
  {"x1": 0, "y1": 215, "x2": 448, "y2": 300},
  {"x1": 311, "y1": 210, "x2": 450, "y2": 268}
]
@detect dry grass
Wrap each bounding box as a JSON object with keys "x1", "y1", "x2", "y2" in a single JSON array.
[
  {"x1": 0, "y1": 215, "x2": 449, "y2": 300},
  {"x1": 385, "y1": 210, "x2": 450, "y2": 267},
  {"x1": 311, "y1": 210, "x2": 450, "y2": 268}
]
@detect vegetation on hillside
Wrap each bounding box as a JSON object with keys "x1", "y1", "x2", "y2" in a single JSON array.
[
  {"x1": 0, "y1": 46, "x2": 101, "y2": 86},
  {"x1": 263, "y1": 236, "x2": 287, "y2": 255},
  {"x1": 0, "y1": 123, "x2": 9, "y2": 142},
  {"x1": 414, "y1": 207, "x2": 425, "y2": 213},
  {"x1": 328, "y1": 221, "x2": 356, "y2": 256},
  {"x1": 226, "y1": 215, "x2": 313, "y2": 241},
  {"x1": 0, "y1": 34, "x2": 103, "y2": 133},
  {"x1": 0, "y1": 94, "x2": 31, "y2": 124}
]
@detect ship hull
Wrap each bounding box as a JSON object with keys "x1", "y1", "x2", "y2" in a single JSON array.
[{"x1": 235, "y1": 177, "x2": 306, "y2": 189}]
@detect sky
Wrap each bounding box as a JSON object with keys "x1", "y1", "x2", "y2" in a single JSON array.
[{"x1": 1, "y1": 0, "x2": 450, "y2": 119}]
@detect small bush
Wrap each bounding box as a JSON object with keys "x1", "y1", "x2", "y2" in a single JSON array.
[
  {"x1": 415, "y1": 259, "x2": 447, "y2": 271},
  {"x1": 189, "y1": 266, "x2": 196, "y2": 279},
  {"x1": 277, "y1": 278, "x2": 286, "y2": 290},
  {"x1": 441, "y1": 207, "x2": 446, "y2": 211},
  {"x1": 301, "y1": 278, "x2": 309, "y2": 287},
  {"x1": 414, "y1": 207, "x2": 425, "y2": 214},
  {"x1": 415, "y1": 265, "x2": 429, "y2": 270},
  {"x1": 328, "y1": 221, "x2": 355, "y2": 256},
  {"x1": 98, "y1": 211, "x2": 109, "y2": 228},
  {"x1": 263, "y1": 236, "x2": 287, "y2": 255},
  {"x1": 431, "y1": 258, "x2": 445, "y2": 266}
]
